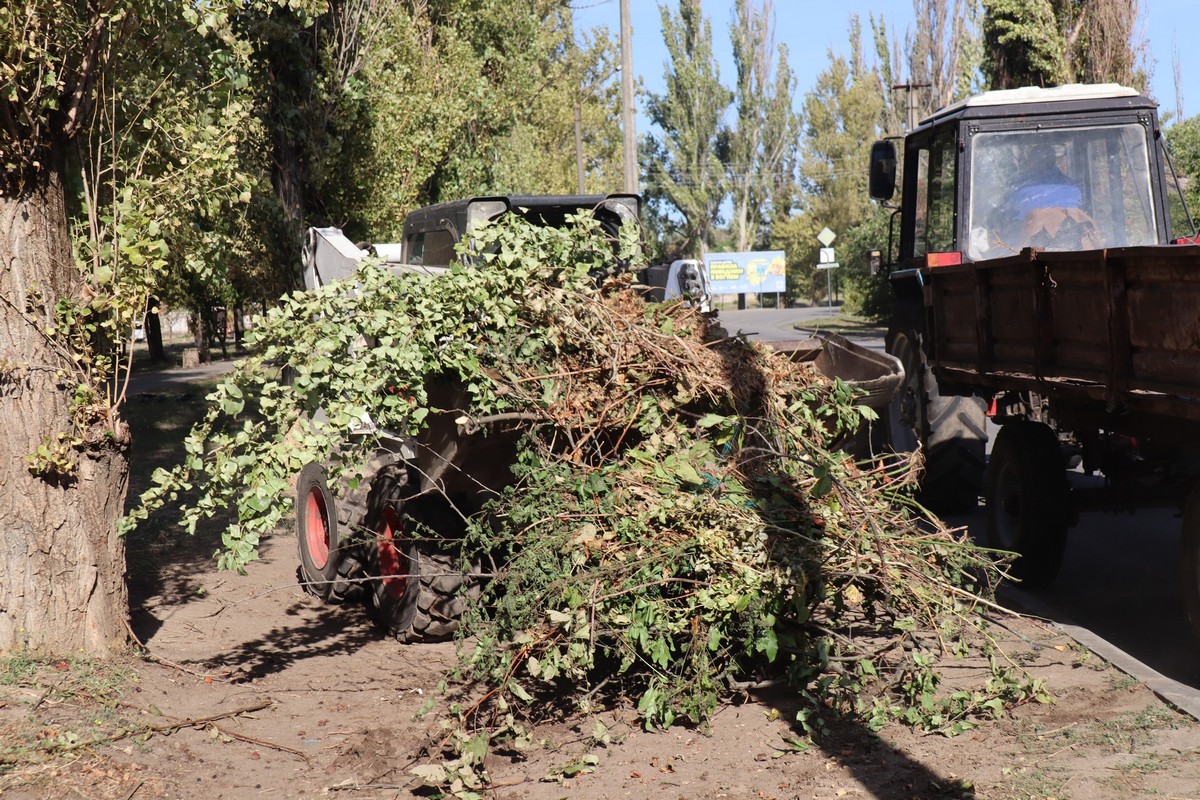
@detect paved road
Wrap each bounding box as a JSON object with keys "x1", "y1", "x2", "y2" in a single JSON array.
[
  {"x1": 719, "y1": 305, "x2": 859, "y2": 342},
  {"x1": 723, "y1": 306, "x2": 1200, "y2": 717},
  {"x1": 125, "y1": 358, "x2": 240, "y2": 395},
  {"x1": 945, "y1": 483, "x2": 1200, "y2": 718}
]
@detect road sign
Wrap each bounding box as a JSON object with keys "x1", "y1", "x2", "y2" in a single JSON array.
[
  {"x1": 816, "y1": 262, "x2": 839, "y2": 270},
  {"x1": 819, "y1": 247, "x2": 835, "y2": 263},
  {"x1": 817, "y1": 227, "x2": 836, "y2": 247}
]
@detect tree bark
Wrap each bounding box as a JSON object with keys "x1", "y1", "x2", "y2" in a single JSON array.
[{"x1": 0, "y1": 163, "x2": 130, "y2": 656}]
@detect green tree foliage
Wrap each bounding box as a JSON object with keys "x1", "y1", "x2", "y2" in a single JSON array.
[
  {"x1": 981, "y1": 0, "x2": 1066, "y2": 88},
  {"x1": 981, "y1": 0, "x2": 1145, "y2": 90},
  {"x1": 1166, "y1": 115, "x2": 1200, "y2": 236},
  {"x1": 75, "y1": 0, "x2": 273, "y2": 367},
  {"x1": 837, "y1": 205, "x2": 894, "y2": 318},
  {"x1": 787, "y1": 17, "x2": 883, "y2": 303},
  {"x1": 642, "y1": 0, "x2": 733, "y2": 258},
  {"x1": 252, "y1": 0, "x2": 622, "y2": 249},
  {"x1": 726, "y1": 0, "x2": 801, "y2": 251},
  {"x1": 2, "y1": 0, "x2": 282, "y2": 413}
]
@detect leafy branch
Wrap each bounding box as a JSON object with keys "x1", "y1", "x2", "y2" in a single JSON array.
[{"x1": 126, "y1": 214, "x2": 1047, "y2": 797}]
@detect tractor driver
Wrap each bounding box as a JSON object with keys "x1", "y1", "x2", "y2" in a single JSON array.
[{"x1": 970, "y1": 139, "x2": 1101, "y2": 259}]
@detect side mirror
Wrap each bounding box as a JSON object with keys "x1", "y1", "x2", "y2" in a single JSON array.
[{"x1": 869, "y1": 140, "x2": 897, "y2": 201}]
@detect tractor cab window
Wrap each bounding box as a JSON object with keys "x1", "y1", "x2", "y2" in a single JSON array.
[
  {"x1": 967, "y1": 123, "x2": 1157, "y2": 260},
  {"x1": 404, "y1": 228, "x2": 456, "y2": 267},
  {"x1": 913, "y1": 128, "x2": 958, "y2": 258}
]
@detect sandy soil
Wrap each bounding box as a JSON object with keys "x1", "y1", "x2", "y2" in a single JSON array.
[{"x1": 2, "y1": 515, "x2": 1198, "y2": 800}]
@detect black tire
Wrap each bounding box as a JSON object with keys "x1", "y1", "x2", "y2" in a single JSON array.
[
  {"x1": 1179, "y1": 486, "x2": 1200, "y2": 647},
  {"x1": 325, "y1": 454, "x2": 398, "y2": 606},
  {"x1": 296, "y1": 462, "x2": 339, "y2": 600},
  {"x1": 885, "y1": 320, "x2": 987, "y2": 514},
  {"x1": 985, "y1": 421, "x2": 1070, "y2": 587},
  {"x1": 360, "y1": 465, "x2": 479, "y2": 643}
]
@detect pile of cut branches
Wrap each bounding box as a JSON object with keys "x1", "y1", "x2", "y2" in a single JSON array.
[{"x1": 126, "y1": 214, "x2": 1044, "y2": 795}]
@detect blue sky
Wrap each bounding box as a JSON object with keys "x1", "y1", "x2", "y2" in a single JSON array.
[{"x1": 572, "y1": 0, "x2": 1198, "y2": 127}]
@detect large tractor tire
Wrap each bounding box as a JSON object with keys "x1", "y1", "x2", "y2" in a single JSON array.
[
  {"x1": 885, "y1": 320, "x2": 988, "y2": 514},
  {"x1": 297, "y1": 461, "x2": 369, "y2": 605},
  {"x1": 985, "y1": 421, "x2": 1070, "y2": 587},
  {"x1": 359, "y1": 462, "x2": 479, "y2": 643},
  {"x1": 1179, "y1": 486, "x2": 1200, "y2": 647},
  {"x1": 296, "y1": 463, "x2": 340, "y2": 600}
]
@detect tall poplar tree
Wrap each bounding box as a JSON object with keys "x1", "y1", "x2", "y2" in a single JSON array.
[
  {"x1": 907, "y1": 0, "x2": 982, "y2": 117},
  {"x1": 726, "y1": 0, "x2": 801, "y2": 252},
  {"x1": 981, "y1": 0, "x2": 1145, "y2": 90},
  {"x1": 781, "y1": 16, "x2": 884, "y2": 300},
  {"x1": 642, "y1": 0, "x2": 732, "y2": 258}
]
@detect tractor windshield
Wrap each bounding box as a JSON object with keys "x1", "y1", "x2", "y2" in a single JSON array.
[{"x1": 967, "y1": 124, "x2": 1157, "y2": 260}]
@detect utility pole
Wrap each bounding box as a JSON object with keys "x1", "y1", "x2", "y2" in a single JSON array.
[
  {"x1": 892, "y1": 81, "x2": 932, "y2": 131},
  {"x1": 620, "y1": 0, "x2": 638, "y2": 194},
  {"x1": 574, "y1": 101, "x2": 585, "y2": 194}
]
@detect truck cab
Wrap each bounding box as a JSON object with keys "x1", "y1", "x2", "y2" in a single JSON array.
[
  {"x1": 303, "y1": 194, "x2": 640, "y2": 290},
  {"x1": 399, "y1": 194, "x2": 640, "y2": 267}
]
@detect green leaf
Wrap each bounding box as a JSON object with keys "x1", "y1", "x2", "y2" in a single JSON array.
[
  {"x1": 672, "y1": 460, "x2": 703, "y2": 485},
  {"x1": 409, "y1": 764, "x2": 448, "y2": 786}
]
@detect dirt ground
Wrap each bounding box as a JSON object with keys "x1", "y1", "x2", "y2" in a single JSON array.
[
  {"x1": 1, "y1": 517, "x2": 1198, "y2": 800},
  {"x1": 1, "y1": 388, "x2": 1198, "y2": 800}
]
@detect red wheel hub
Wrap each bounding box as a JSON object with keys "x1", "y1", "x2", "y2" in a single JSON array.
[
  {"x1": 377, "y1": 506, "x2": 409, "y2": 599},
  {"x1": 305, "y1": 486, "x2": 331, "y2": 569}
]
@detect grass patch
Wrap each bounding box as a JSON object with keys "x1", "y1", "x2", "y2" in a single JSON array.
[
  {"x1": 0, "y1": 655, "x2": 134, "y2": 771},
  {"x1": 995, "y1": 765, "x2": 1071, "y2": 800},
  {"x1": 793, "y1": 312, "x2": 888, "y2": 337},
  {"x1": 1019, "y1": 702, "x2": 1186, "y2": 758},
  {"x1": 1102, "y1": 704, "x2": 1186, "y2": 735}
]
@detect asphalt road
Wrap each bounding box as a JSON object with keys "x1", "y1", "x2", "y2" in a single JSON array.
[
  {"x1": 719, "y1": 305, "x2": 859, "y2": 343},
  {"x1": 125, "y1": 358, "x2": 240, "y2": 395},
  {"x1": 723, "y1": 306, "x2": 1200, "y2": 718}
]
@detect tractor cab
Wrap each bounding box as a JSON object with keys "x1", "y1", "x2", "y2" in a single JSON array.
[{"x1": 870, "y1": 84, "x2": 1181, "y2": 272}]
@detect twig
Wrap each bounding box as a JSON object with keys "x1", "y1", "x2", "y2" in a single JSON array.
[
  {"x1": 126, "y1": 619, "x2": 228, "y2": 682},
  {"x1": 208, "y1": 721, "x2": 308, "y2": 759},
  {"x1": 0, "y1": 700, "x2": 276, "y2": 762},
  {"x1": 30, "y1": 675, "x2": 64, "y2": 712},
  {"x1": 461, "y1": 411, "x2": 549, "y2": 433}
]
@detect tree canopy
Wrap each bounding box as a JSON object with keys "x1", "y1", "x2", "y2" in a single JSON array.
[
  {"x1": 981, "y1": 0, "x2": 1145, "y2": 90},
  {"x1": 642, "y1": 0, "x2": 733, "y2": 258}
]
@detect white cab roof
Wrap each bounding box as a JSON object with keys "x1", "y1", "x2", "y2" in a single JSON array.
[{"x1": 923, "y1": 84, "x2": 1142, "y2": 125}]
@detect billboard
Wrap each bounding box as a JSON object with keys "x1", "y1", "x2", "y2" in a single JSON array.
[{"x1": 704, "y1": 251, "x2": 787, "y2": 294}]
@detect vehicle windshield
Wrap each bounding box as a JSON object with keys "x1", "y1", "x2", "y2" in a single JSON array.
[{"x1": 967, "y1": 124, "x2": 1157, "y2": 260}]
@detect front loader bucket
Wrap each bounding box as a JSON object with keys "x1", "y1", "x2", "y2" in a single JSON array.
[{"x1": 766, "y1": 334, "x2": 904, "y2": 454}]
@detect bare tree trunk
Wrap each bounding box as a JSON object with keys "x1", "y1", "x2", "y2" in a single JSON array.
[
  {"x1": 146, "y1": 304, "x2": 166, "y2": 363},
  {"x1": 190, "y1": 307, "x2": 212, "y2": 364},
  {"x1": 0, "y1": 165, "x2": 130, "y2": 656}
]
